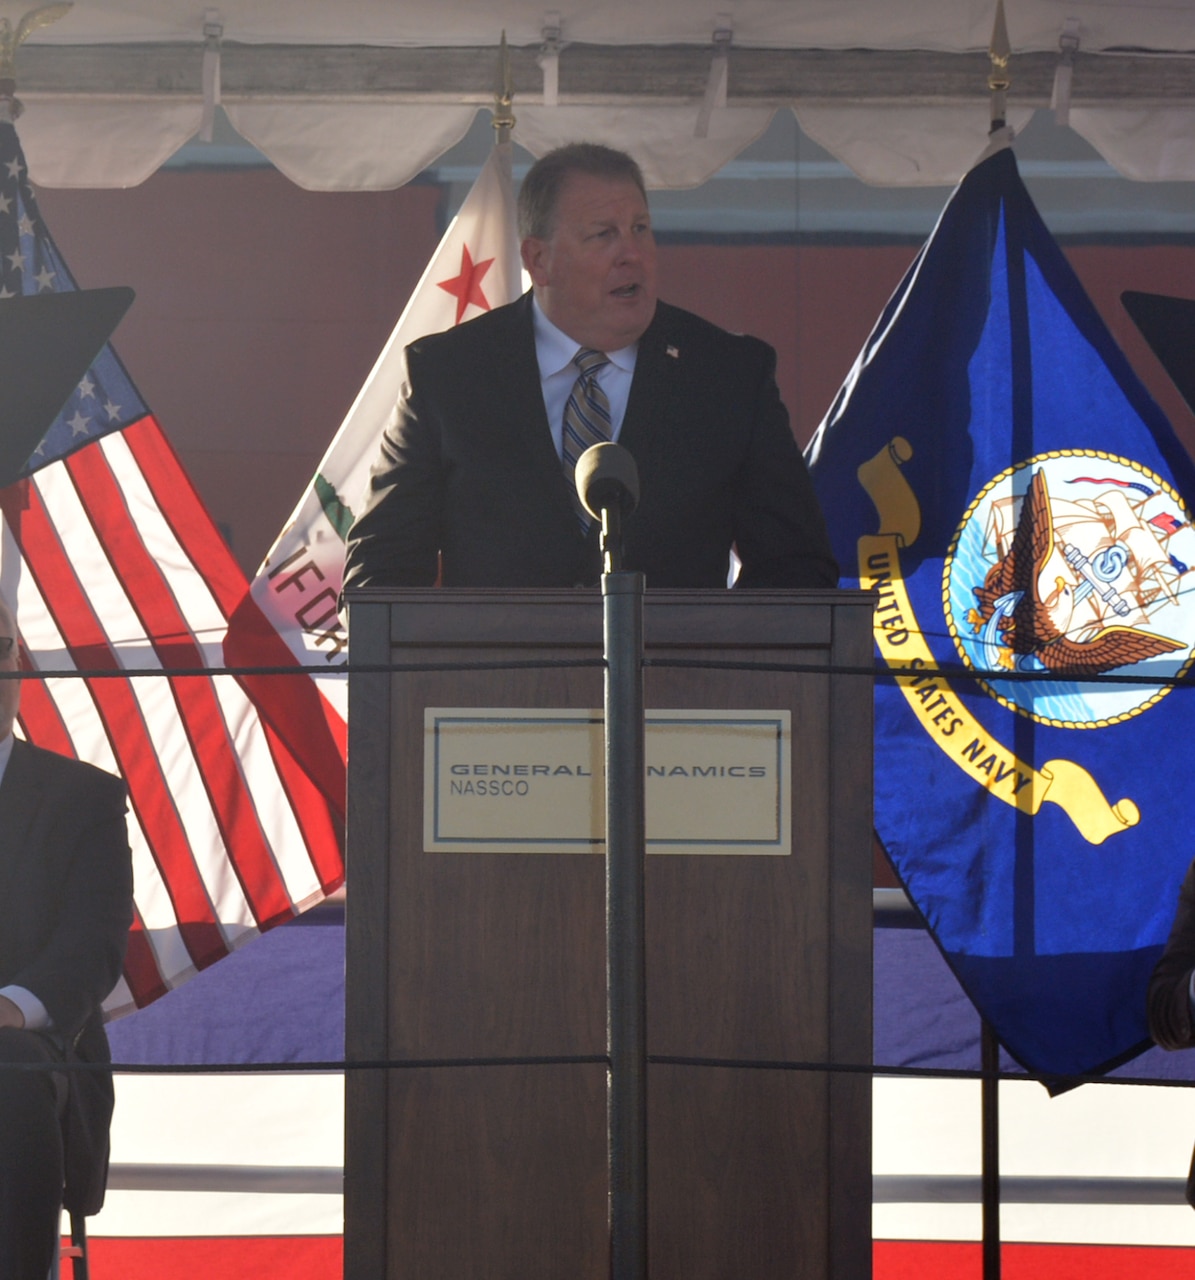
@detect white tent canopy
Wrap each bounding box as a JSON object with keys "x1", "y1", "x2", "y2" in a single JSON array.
[{"x1": 7, "y1": 0, "x2": 1195, "y2": 189}]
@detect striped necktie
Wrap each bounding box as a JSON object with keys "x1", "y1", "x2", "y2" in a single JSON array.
[{"x1": 561, "y1": 347, "x2": 612, "y2": 526}]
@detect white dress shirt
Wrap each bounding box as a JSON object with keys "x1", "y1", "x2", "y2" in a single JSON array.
[
  {"x1": 0, "y1": 733, "x2": 52, "y2": 1031},
  {"x1": 531, "y1": 297, "x2": 638, "y2": 458}
]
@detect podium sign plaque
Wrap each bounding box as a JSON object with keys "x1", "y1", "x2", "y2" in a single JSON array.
[{"x1": 423, "y1": 706, "x2": 791, "y2": 855}]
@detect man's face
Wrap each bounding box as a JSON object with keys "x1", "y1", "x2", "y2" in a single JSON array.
[
  {"x1": 0, "y1": 601, "x2": 19, "y2": 741},
  {"x1": 521, "y1": 171, "x2": 658, "y2": 353}
]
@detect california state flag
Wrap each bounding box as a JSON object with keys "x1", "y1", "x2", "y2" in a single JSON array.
[{"x1": 227, "y1": 139, "x2": 523, "y2": 735}]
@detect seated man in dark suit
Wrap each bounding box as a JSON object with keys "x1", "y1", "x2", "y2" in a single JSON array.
[
  {"x1": 0, "y1": 596, "x2": 133, "y2": 1279},
  {"x1": 1147, "y1": 859, "x2": 1195, "y2": 1057},
  {"x1": 1147, "y1": 858, "x2": 1195, "y2": 1207},
  {"x1": 343, "y1": 142, "x2": 837, "y2": 592}
]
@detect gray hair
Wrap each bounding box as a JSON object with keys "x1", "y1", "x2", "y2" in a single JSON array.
[{"x1": 517, "y1": 143, "x2": 648, "y2": 241}]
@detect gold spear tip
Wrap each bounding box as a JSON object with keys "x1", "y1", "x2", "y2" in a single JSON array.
[
  {"x1": 0, "y1": 2, "x2": 73, "y2": 92},
  {"x1": 988, "y1": 0, "x2": 1011, "y2": 88},
  {"x1": 493, "y1": 28, "x2": 516, "y2": 134}
]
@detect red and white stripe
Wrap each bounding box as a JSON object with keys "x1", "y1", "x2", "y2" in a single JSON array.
[{"x1": 0, "y1": 416, "x2": 344, "y2": 1016}]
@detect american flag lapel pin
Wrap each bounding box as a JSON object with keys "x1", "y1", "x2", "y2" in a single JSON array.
[{"x1": 666, "y1": 344, "x2": 680, "y2": 359}]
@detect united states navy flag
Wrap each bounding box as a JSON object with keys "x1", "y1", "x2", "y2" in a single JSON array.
[{"x1": 807, "y1": 138, "x2": 1195, "y2": 1078}]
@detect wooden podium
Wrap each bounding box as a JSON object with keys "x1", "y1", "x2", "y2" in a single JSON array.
[{"x1": 345, "y1": 588, "x2": 874, "y2": 1280}]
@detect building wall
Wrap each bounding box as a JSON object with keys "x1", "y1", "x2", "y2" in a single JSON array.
[
  {"x1": 34, "y1": 169, "x2": 1195, "y2": 578},
  {"x1": 35, "y1": 169, "x2": 444, "y2": 574}
]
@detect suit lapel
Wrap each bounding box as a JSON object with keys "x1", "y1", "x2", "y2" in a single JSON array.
[
  {"x1": 619, "y1": 305, "x2": 683, "y2": 474},
  {"x1": 0, "y1": 739, "x2": 45, "y2": 901}
]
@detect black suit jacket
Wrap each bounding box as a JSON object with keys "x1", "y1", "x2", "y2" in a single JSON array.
[
  {"x1": 0, "y1": 739, "x2": 133, "y2": 1214},
  {"x1": 1146, "y1": 857, "x2": 1195, "y2": 1206},
  {"x1": 343, "y1": 293, "x2": 837, "y2": 591},
  {"x1": 1149, "y1": 858, "x2": 1195, "y2": 1052}
]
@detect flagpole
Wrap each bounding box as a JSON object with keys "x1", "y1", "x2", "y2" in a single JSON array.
[
  {"x1": 492, "y1": 32, "x2": 517, "y2": 232},
  {"x1": 981, "y1": 1021, "x2": 1002, "y2": 1280},
  {"x1": 981, "y1": 11, "x2": 1011, "y2": 1278}
]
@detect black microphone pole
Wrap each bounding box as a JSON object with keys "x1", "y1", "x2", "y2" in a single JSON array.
[{"x1": 576, "y1": 443, "x2": 647, "y2": 1280}]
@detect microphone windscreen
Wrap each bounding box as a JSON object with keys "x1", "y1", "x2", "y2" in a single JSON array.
[{"x1": 575, "y1": 442, "x2": 640, "y2": 518}]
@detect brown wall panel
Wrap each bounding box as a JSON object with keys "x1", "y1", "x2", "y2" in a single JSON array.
[
  {"x1": 35, "y1": 170, "x2": 443, "y2": 573},
  {"x1": 656, "y1": 242, "x2": 919, "y2": 445},
  {"x1": 32, "y1": 171, "x2": 1195, "y2": 582}
]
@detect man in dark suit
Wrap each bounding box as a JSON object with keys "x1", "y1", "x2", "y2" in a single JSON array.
[
  {"x1": 1147, "y1": 859, "x2": 1195, "y2": 1055},
  {"x1": 1147, "y1": 857, "x2": 1195, "y2": 1207},
  {"x1": 0, "y1": 596, "x2": 133, "y2": 1278},
  {"x1": 343, "y1": 142, "x2": 837, "y2": 591}
]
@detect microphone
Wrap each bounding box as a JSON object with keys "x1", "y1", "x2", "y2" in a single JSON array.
[
  {"x1": 575, "y1": 442, "x2": 639, "y2": 519},
  {"x1": 575, "y1": 442, "x2": 639, "y2": 574}
]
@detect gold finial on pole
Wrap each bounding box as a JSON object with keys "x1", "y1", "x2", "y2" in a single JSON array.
[
  {"x1": 493, "y1": 29, "x2": 516, "y2": 137},
  {"x1": 0, "y1": 3, "x2": 73, "y2": 118},
  {"x1": 988, "y1": 0, "x2": 1011, "y2": 134}
]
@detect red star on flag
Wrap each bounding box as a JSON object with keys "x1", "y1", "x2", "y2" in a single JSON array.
[{"x1": 437, "y1": 245, "x2": 496, "y2": 324}]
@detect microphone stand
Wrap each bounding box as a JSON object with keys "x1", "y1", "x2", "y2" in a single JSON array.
[{"x1": 600, "y1": 499, "x2": 648, "y2": 1280}]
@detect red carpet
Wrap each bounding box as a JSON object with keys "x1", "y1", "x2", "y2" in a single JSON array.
[
  {"x1": 74, "y1": 1238, "x2": 1195, "y2": 1278},
  {"x1": 876, "y1": 1241, "x2": 1195, "y2": 1279},
  {"x1": 70, "y1": 1237, "x2": 342, "y2": 1278}
]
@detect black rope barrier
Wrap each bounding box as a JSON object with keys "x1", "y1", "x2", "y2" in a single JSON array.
[
  {"x1": 4, "y1": 1052, "x2": 1192, "y2": 1092},
  {"x1": 4, "y1": 654, "x2": 1195, "y2": 690},
  {"x1": 645, "y1": 655, "x2": 1195, "y2": 689},
  {"x1": 0, "y1": 656, "x2": 607, "y2": 680}
]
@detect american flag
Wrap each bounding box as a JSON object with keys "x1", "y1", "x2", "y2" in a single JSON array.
[{"x1": 0, "y1": 116, "x2": 345, "y2": 1017}]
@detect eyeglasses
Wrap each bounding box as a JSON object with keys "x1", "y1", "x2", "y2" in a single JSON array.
[{"x1": 0, "y1": 637, "x2": 15, "y2": 657}]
